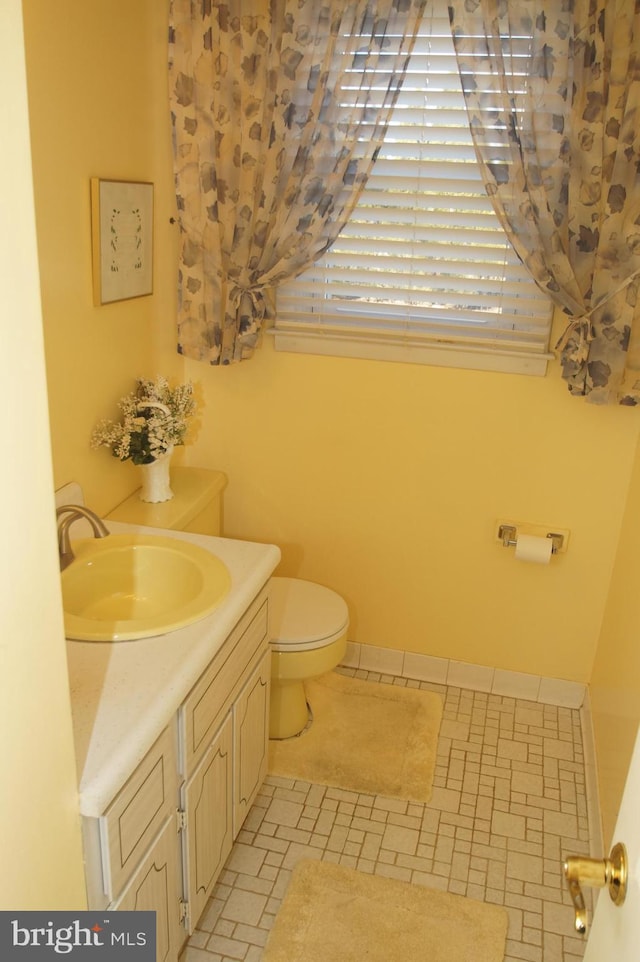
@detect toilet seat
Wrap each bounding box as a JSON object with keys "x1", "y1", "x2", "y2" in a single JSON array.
[{"x1": 269, "y1": 577, "x2": 349, "y2": 652}]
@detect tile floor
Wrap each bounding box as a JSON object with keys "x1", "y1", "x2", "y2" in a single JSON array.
[{"x1": 181, "y1": 668, "x2": 591, "y2": 962}]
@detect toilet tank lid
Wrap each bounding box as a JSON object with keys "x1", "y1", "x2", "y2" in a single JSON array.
[{"x1": 269, "y1": 577, "x2": 349, "y2": 644}]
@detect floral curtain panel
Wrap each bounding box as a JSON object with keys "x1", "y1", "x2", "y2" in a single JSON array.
[
  {"x1": 448, "y1": 0, "x2": 640, "y2": 404},
  {"x1": 169, "y1": 0, "x2": 426, "y2": 365}
]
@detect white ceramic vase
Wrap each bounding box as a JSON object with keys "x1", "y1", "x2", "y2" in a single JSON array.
[{"x1": 138, "y1": 446, "x2": 174, "y2": 503}]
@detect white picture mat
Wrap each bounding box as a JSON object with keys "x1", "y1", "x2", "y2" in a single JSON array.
[{"x1": 91, "y1": 179, "x2": 153, "y2": 304}]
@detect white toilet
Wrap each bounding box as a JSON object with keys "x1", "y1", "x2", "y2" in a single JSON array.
[{"x1": 268, "y1": 576, "x2": 349, "y2": 739}]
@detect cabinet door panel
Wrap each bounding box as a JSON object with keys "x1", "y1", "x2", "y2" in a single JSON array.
[
  {"x1": 234, "y1": 651, "x2": 270, "y2": 835},
  {"x1": 182, "y1": 714, "x2": 233, "y2": 933},
  {"x1": 181, "y1": 594, "x2": 268, "y2": 774},
  {"x1": 102, "y1": 726, "x2": 176, "y2": 899},
  {"x1": 111, "y1": 816, "x2": 181, "y2": 962}
]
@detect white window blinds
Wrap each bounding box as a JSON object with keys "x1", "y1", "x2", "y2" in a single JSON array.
[{"x1": 273, "y1": 3, "x2": 554, "y2": 375}]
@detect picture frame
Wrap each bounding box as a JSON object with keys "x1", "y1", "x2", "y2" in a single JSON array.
[{"x1": 90, "y1": 178, "x2": 154, "y2": 305}]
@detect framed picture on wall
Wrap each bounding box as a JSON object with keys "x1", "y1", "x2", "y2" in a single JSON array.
[{"x1": 90, "y1": 178, "x2": 154, "y2": 305}]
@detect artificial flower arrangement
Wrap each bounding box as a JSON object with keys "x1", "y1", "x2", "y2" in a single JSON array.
[{"x1": 91, "y1": 375, "x2": 197, "y2": 465}]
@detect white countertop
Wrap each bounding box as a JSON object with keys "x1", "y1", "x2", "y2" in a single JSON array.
[{"x1": 65, "y1": 519, "x2": 280, "y2": 817}]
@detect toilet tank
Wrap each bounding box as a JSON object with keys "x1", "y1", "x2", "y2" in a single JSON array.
[{"x1": 106, "y1": 466, "x2": 227, "y2": 536}]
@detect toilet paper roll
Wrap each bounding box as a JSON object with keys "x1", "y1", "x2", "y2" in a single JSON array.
[{"x1": 514, "y1": 533, "x2": 553, "y2": 565}]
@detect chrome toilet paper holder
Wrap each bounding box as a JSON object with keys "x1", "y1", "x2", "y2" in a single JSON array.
[{"x1": 498, "y1": 524, "x2": 564, "y2": 554}]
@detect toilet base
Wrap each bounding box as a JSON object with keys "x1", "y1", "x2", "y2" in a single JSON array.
[
  {"x1": 269, "y1": 679, "x2": 310, "y2": 739},
  {"x1": 269, "y1": 631, "x2": 348, "y2": 739}
]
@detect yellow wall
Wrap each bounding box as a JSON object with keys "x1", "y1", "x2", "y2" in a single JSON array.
[
  {"x1": 589, "y1": 433, "x2": 640, "y2": 844},
  {"x1": 1, "y1": 0, "x2": 85, "y2": 909},
  {"x1": 22, "y1": 0, "x2": 184, "y2": 519},
  {"x1": 23, "y1": 0, "x2": 640, "y2": 691},
  {"x1": 12, "y1": 0, "x2": 182, "y2": 907},
  {"x1": 186, "y1": 332, "x2": 640, "y2": 683}
]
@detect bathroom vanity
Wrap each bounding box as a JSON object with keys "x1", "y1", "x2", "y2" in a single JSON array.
[{"x1": 65, "y1": 518, "x2": 280, "y2": 962}]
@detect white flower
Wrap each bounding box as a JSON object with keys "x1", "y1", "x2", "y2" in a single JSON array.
[{"x1": 91, "y1": 376, "x2": 197, "y2": 465}]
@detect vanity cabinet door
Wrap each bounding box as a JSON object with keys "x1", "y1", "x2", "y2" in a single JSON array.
[
  {"x1": 102, "y1": 725, "x2": 177, "y2": 900},
  {"x1": 181, "y1": 713, "x2": 233, "y2": 934},
  {"x1": 111, "y1": 816, "x2": 182, "y2": 962},
  {"x1": 181, "y1": 592, "x2": 268, "y2": 776},
  {"x1": 233, "y1": 650, "x2": 270, "y2": 835}
]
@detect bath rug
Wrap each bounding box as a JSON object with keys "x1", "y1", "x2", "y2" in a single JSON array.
[
  {"x1": 263, "y1": 859, "x2": 508, "y2": 962},
  {"x1": 268, "y1": 671, "x2": 442, "y2": 802}
]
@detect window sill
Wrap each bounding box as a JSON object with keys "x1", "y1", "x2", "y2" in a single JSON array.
[{"x1": 269, "y1": 328, "x2": 553, "y2": 377}]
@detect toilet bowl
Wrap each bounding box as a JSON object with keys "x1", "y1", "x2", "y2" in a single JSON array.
[{"x1": 269, "y1": 576, "x2": 349, "y2": 739}]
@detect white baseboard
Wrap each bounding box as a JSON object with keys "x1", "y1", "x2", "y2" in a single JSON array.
[{"x1": 342, "y1": 642, "x2": 586, "y2": 709}]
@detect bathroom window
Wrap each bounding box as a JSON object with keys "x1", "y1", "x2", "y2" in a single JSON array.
[{"x1": 273, "y1": 2, "x2": 554, "y2": 376}]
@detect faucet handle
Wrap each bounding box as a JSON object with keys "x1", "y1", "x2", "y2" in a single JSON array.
[{"x1": 563, "y1": 842, "x2": 627, "y2": 934}]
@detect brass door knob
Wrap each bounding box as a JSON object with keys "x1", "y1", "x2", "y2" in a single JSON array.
[{"x1": 563, "y1": 842, "x2": 627, "y2": 934}]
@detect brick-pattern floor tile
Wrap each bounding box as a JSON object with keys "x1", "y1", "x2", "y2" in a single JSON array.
[{"x1": 180, "y1": 670, "x2": 589, "y2": 962}]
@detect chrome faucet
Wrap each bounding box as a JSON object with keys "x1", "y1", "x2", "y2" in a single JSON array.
[{"x1": 56, "y1": 504, "x2": 110, "y2": 570}]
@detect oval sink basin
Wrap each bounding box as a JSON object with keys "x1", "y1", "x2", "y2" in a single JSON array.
[{"x1": 62, "y1": 533, "x2": 231, "y2": 641}]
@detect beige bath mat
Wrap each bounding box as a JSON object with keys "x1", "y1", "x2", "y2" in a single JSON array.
[
  {"x1": 263, "y1": 859, "x2": 508, "y2": 962},
  {"x1": 268, "y1": 671, "x2": 442, "y2": 802}
]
